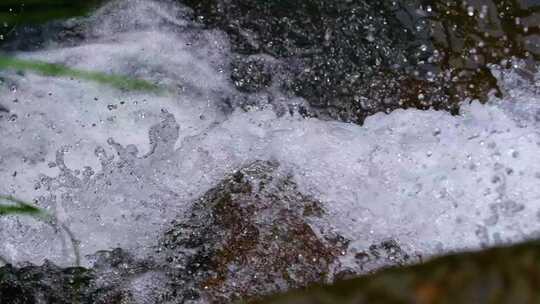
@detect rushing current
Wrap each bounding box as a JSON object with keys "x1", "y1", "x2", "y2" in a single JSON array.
[{"x1": 1, "y1": 0, "x2": 540, "y2": 290}]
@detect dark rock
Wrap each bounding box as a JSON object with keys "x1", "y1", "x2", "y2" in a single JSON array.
[
  {"x1": 354, "y1": 239, "x2": 412, "y2": 272},
  {"x1": 0, "y1": 249, "x2": 166, "y2": 304},
  {"x1": 0, "y1": 161, "x2": 350, "y2": 303},
  {"x1": 0, "y1": 263, "x2": 92, "y2": 304},
  {"x1": 0, "y1": 1, "x2": 102, "y2": 51},
  {"x1": 258, "y1": 240, "x2": 540, "y2": 304},
  {"x1": 161, "y1": 161, "x2": 349, "y2": 303},
  {"x1": 181, "y1": 0, "x2": 435, "y2": 123},
  {"x1": 0, "y1": 21, "x2": 87, "y2": 52},
  {"x1": 180, "y1": 0, "x2": 540, "y2": 123},
  {"x1": 424, "y1": 1, "x2": 540, "y2": 105},
  {"x1": 231, "y1": 56, "x2": 273, "y2": 93},
  {"x1": 5, "y1": 237, "x2": 540, "y2": 304}
]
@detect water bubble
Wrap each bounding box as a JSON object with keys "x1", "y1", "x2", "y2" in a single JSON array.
[
  {"x1": 467, "y1": 6, "x2": 475, "y2": 17},
  {"x1": 366, "y1": 33, "x2": 375, "y2": 42}
]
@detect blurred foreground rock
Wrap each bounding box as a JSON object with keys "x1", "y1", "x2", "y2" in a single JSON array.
[{"x1": 258, "y1": 241, "x2": 540, "y2": 304}]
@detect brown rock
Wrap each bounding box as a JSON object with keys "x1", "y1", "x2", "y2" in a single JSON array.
[{"x1": 161, "y1": 161, "x2": 348, "y2": 303}]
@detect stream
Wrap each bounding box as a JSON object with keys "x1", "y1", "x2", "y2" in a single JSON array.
[{"x1": 1, "y1": 0, "x2": 540, "y2": 303}]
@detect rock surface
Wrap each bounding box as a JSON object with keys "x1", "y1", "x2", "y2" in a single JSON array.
[
  {"x1": 160, "y1": 161, "x2": 348, "y2": 303},
  {"x1": 0, "y1": 248, "x2": 166, "y2": 304},
  {"x1": 258, "y1": 240, "x2": 540, "y2": 304},
  {"x1": 181, "y1": 0, "x2": 435, "y2": 123},
  {"x1": 3, "y1": 237, "x2": 540, "y2": 303},
  {"x1": 180, "y1": 0, "x2": 540, "y2": 123}
]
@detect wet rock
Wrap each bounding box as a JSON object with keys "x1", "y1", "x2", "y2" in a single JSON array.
[
  {"x1": 0, "y1": 263, "x2": 92, "y2": 304},
  {"x1": 258, "y1": 240, "x2": 540, "y2": 304},
  {"x1": 160, "y1": 161, "x2": 349, "y2": 303},
  {"x1": 181, "y1": 0, "x2": 540, "y2": 123},
  {"x1": 181, "y1": 0, "x2": 433, "y2": 123},
  {"x1": 353, "y1": 239, "x2": 413, "y2": 273},
  {"x1": 231, "y1": 56, "x2": 273, "y2": 93},
  {"x1": 0, "y1": 249, "x2": 166, "y2": 304},
  {"x1": 425, "y1": 1, "x2": 540, "y2": 104}
]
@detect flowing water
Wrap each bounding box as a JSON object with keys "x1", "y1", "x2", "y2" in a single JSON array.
[{"x1": 0, "y1": 0, "x2": 540, "y2": 302}]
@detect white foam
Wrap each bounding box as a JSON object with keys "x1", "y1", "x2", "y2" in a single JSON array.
[{"x1": 1, "y1": 0, "x2": 540, "y2": 270}]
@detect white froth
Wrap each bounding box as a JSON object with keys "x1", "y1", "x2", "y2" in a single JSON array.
[{"x1": 1, "y1": 0, "x2": 540, "y2": 270}]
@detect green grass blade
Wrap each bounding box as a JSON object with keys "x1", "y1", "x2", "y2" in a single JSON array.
[
  {"x1": 0, "y1": 195, "x2": 43, "y2": 216},
  {"x1": 0, "y1": 195, "x2": 81, "y2": 266},
  {"x1": 0, "y1": 55, "x2": 163, "y2": 92}
]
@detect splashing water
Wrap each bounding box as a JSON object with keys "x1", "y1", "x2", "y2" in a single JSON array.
[{"x1": 1, "y1": 0, "x2": 540, "y2": 277}]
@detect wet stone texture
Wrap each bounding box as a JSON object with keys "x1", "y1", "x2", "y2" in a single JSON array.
[
  {"x1": 231, "y1": 56, "x2": 273, "y2": 93},
  {"x1": 160, "y1": 161, "x2": 349, "y2": 303},
  {"x1": 0, "y1": 249, "x2": 167, "y2": 304},
  {"x1": 0, "y1": 20, "x2": 87, "y2": 52},
  {"x1": 353, "y1": 239, "x2": 413, "y2": 274},
  {"x1": 0, "y1": 264, "x2": 93, "y2": 304},
  {"x1": 426, "y1": 0, "x2": 540, "y2": 104},
  {"x1": 180, "y1": 0, "x2": 540, "y2": 123},
  {"x1": 181, "y1": 0, "x2": 434, "y2": 123}
]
